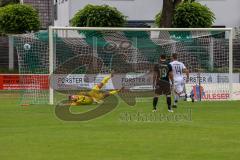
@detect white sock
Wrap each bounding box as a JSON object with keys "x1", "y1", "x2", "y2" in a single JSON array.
[{"x1": 174, "y1": 95, "x2": 179, "y2": 105}]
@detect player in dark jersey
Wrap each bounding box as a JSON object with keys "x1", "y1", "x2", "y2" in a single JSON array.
[{"x1": 152, "y1": 54, "x2": 174, "y2": 112}]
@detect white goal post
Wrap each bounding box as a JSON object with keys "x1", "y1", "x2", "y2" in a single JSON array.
[{"x1": 46, "y1": 27, "x2": 233, "y2": 104}]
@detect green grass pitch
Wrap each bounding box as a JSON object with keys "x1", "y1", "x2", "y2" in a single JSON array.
[{"x1": 1, "y1": 93, "x2": 240, "y2": 160}]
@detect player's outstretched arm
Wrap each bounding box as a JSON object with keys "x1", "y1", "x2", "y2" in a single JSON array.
[
  {"x1": 109, "y1": 87, "x2": 124, "y2": 95},
  {"x1": 167, "y1": 63, "x2": 173, "y2": 83},
  {"x1": 153, "y1": 65, "x2": 158, "y2": 88},
  {"x1": 153, "y1": 71, "x2": 157, "y2": 89},
  {"x1": 168, "y1": 71, "x2": 174, "y2": 84}
]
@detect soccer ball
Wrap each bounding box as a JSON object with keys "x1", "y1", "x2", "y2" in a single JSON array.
[{"x1": 23, "y1": 43, "x2": 31, "y2": 50}]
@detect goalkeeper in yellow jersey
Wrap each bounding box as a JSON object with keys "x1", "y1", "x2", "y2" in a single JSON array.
[{"x1": 69, "y1": 73, "x2": 122, "y2": 106}]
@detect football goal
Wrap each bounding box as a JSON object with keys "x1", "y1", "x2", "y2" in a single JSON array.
[{"x1": 13, "y1": 27, "x2": 233, "y2": 105}]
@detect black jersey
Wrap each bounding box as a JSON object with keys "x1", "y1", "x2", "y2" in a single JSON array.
[{"x1": 154, "y1": 60, "x2": 172, "y2": 82}]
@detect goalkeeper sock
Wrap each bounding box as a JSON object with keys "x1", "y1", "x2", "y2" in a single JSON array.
[
  {"x1": 94, "y1": 75, "x2": 112, "y2": 90},
  {"x1": 101, "y1": 76, "x2": 111, "y2": 84},
  {"x1": 153, "y1": 97, "x2": 158, "y2": 110}
]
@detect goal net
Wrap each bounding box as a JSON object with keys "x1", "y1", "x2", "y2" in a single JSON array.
[{"x1": 14, "y1": 27, "x2": 233, "y2": 105}]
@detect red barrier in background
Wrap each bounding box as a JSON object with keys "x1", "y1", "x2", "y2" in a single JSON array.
[{"x1": 0, "y1": 74, "x2": 49, "y2": 90}]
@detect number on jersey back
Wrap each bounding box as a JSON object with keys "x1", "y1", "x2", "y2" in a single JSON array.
[
  {"x1": 154, "y1": 61, "x2": 172, "y2": 82},
  {"x1": 170, "y1": 60, "x2": 186, "y2": 81}
]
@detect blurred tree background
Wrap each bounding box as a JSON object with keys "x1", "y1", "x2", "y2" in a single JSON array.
[{"x1": 156, "y1": 0, "x2": 215, "y2": 28}]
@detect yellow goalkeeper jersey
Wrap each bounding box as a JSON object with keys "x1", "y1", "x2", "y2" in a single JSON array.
[
  {"x1": 70, "y1": 75, "x2": 118, "y2": 106},
  {"x1": 75, "y1": 95, "x2": 94, "y2": 105},
  {"x1": 72, "y1": 90, "x2": 105, "y2": 105}
]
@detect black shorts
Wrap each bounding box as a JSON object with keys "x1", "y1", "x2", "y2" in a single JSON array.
[{"x1": 155, "y1": 80, "x2": 171, "y2": 95}]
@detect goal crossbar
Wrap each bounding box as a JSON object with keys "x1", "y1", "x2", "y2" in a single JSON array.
[{"x1": 50, "y1": 26, "x2": 233, "y2": 32}]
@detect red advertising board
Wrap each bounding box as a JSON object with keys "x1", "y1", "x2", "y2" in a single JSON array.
[{"x1": 0, "y1": 74, "x2": 49, "y2": 90}]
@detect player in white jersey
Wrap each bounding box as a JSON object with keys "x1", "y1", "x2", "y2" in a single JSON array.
[{"x1": 170, "y1": 54, "x2": 190, "y2": 108}]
